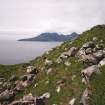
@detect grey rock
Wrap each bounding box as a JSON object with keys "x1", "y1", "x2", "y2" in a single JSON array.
[{"x1": 82, "y1": 41, "x2": 95, "y2": 49}]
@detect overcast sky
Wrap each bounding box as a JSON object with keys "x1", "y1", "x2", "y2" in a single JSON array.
[{"x1": 0, "y1": 0, "x2": 105, "y2": 40}]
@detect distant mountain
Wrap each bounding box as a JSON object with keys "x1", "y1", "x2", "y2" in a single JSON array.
[{"x1": 19, "y1": 32, "x2": 79, "y2": 42}]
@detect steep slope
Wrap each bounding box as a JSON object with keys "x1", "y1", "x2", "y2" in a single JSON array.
[
  {"x1": 0, "y1": 25, "x2": 105, "y2": 105},
  {"x1": 19, "y1": 32, "x2": 79, "y2": 42}
]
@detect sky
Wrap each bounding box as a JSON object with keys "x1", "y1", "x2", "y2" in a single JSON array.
[{"x1": 0, "y1": 0, "x2": 105, "y2": 40}]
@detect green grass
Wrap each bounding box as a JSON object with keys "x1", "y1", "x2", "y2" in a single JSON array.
[{"x1": 0, "y1": 25, "x2": 105, "y2": 105}]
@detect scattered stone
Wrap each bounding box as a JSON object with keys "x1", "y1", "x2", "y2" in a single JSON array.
[
  {"x1": 46, "y1": 68, "x2": 53, "y2": 75},
  {"x1": 93, "y1": 37, "x2": 98, "y2": 41},
  {"x1": 99, "y1": 58, "x2": 105, "y2": 67},
  {"x1": 80, "y1": 88, "x2": 92, "y2": 105},
  {"x1": 56, "y1": 86, "x2": 61, "y2": 93},
  {"x1": 64, "y1": 61, "x2": 71, "y2": 66},
  {"x1": 69, "y1": 98, "x2": 76, "y2": 105},
  {"x1": 40, "y1": 92, "x2": 51, "y2": 99},
  {"x1": 22, "y1": 93, "x2": 35, "y2": 101},
  {"x1": 67, "y1": 47, "x2": 78, "y2": 57},
  {"x1": 45, "y1": 59, "x2": 53, "y2": 66},
  {"x1": 26, "y1": 66, "x2": 38, "y2": 74},
  {"x1": 82, "y1": 41, "x2": 95, "y2": 49},
  {"x1": 0, "y1": 90, "x2": 15, "y2": 102},
  {"x1": 85, "y1": 48, "x2": 93, "y2": 54},
  {"x1": 71, "y1": 75, "x2": 76, "y2": 81}
]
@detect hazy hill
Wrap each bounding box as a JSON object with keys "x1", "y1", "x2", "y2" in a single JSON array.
[{"x1": 19, "y1": 32, "x2": 79, "y2": 42}]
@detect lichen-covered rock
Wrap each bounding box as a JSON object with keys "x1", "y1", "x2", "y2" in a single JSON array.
[
  {"x1": 99, "y1": 58, "x2": 105, "y2": 67},
  {"x1": 81, "y1": 65, "x2": 100, "y2": 84},
  {"x1": 69, "y1": 98, "x2": 76, "y2": 105},
  {"x1": 80, "y1": 88, "x2": 92, "y2": 105},
  {"x1": 82, "y1": 41, "x2": 95, "y2": 49},
  {"x1": 0, "y1": 90, "x2": 15, "y2": 102}
]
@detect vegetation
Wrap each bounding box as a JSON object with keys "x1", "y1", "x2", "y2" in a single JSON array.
[{"x1": 0, "y1": 25, "x2": 105, "y2": 105}]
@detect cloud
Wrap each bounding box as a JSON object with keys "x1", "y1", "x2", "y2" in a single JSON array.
[{"x1": 0, "y1": 0, "x2": 105, "y2": 39}]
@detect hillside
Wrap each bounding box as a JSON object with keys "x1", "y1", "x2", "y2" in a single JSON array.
[
  {"x1": 0, "y1": 25, "x2": 105, "y2": 105},
  {"x1": 19, "y1": 32, "x2": 79, "y2": 42}
]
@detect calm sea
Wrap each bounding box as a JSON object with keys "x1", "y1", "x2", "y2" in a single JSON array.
[{"x1": 0, "y1": 40, "x2": 62, "y2": 65}]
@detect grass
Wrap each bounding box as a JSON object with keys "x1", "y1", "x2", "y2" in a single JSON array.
[{"x1": 0, "y1": 25, "x2": 105, "y2": 105}]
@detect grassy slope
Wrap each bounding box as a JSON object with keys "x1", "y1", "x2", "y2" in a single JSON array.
[{"x1": 0, "y1": 25, "x2": 105, "y2": 105}]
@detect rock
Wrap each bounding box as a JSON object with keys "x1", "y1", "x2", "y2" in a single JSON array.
[
  {"x1": 34, "y1": 83, "x2": 38, "y2": 88},
  {"x1": 96, "y1": 44, "x2": 104, "y2": 50},
  {"x1": 36, "y1": 98, "x2": 45, "y2": 105},
  {"x1": 56, "y1": 86, "x2": 61, "y2": 93},
  {"x1": 45, "y1": 59, "x2": 53, "y2": 66},
  {"x1": 14, "y1": 81, "x2": 24, "y2": 91},
  {"x1": 93, "y1": 50, "x2": 105, "y2": 61},
  {"x1": 80, "y1": 88, "x2": 92, "y2": 105},
  {"x1": 40, "y1": 92, "x2": 51, "y2": 99},
  {"x1": 93, "y1": 37, "x2": 98, "y2": 41},
  {"x1": 0, "y1": 90, "x2": 15, "y2": 102},
  {"x1": 67, "y1": 47, "x2": 78, "y2": 57},
  {"x1": 85, "y1": 48, "x2": 93, "y2": 54},
  {"x1": 81, "y1": 65, "x2": 100, "y2": 84},
  {"x1": 82, "y1": 54, "x2": 98, "y2": 65},
  {"x1": 64, "y1": 61, "x2": 71, "y2": 66},
  {"x1": 69, "y1": 98, "x2": 76, "y2": 105},
  {"x1": 71, "y1": 75, "x2": 76, "y2": 81},
  {"x1": 82, "y1": 41, "x2": 95, "y2": 49},
  {"x1": 46, "y1": 68, "x2": 53, "y2": 75},
  {"x1": 60, "y1": 52, "x2": 69, "y2": 59},
  {"x1": 56, "y1": 78, "x2": 66, "y2": 86},
  {"x1": 27, "y1": 66, "x2": 38, "y2": 74},
  {"x1": 22, "y1": 93, "x2": 35, "y2": 101},
  {"x1": 45, "y1": 80, "x2": 49, "y2": 84},
  {"x1": 9, "y1": 75, "x2": 18, "y2": 82},
  {"x1": 99, "y1": 58, "x2": 105, "y2": 67}
]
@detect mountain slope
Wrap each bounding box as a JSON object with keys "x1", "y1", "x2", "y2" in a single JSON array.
[
  {"x1": 0, "y1": 25, "x2": 105, "y2": 105},
  {"x1": 19, "y1": 32, "x2": 79, "y2": 42}
]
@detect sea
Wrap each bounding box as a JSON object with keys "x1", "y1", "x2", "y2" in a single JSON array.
[{"x1": 0, "y1": 40, "x2": 62, "y2": 65}]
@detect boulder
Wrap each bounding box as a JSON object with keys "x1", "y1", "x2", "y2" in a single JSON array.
[
  {"x1": 22, "y1": 93, "x2": 35, "y2": 102},
  {"x1": 81, "y1": 65, "x2": 99, "y2": 84},
  {"x1": 27, "y1": 66, "x2": 38, "y2": 74},
  {"x1": 85, "y1": 48, "x2": 93, "y2": 54},
  {"x1": 93, "y1": 50, "x2": 105, "y2": 61},
  {"x1": 0, "y1": 90, "x2": 15, "y2": 102},
  {"x1": 80, "y1": 88, "x2": 92, "y2": 105},
  {"x1": 82, "y1": 41, "x2": 95, "y2": 49},
  {"x1": 96, "y1": 44, "x2": 104, "y2": 50},
  {"x1": 81, "y1": 54, "x2": 98, "y2": 65},
  {"x1": 67, "y1": 47, "x2": 78, "y2": 57}
]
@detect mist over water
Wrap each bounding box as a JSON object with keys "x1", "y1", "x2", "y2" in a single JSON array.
[{"x1": 0, "y1": 40, "x2": 62, "y2": 65}]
